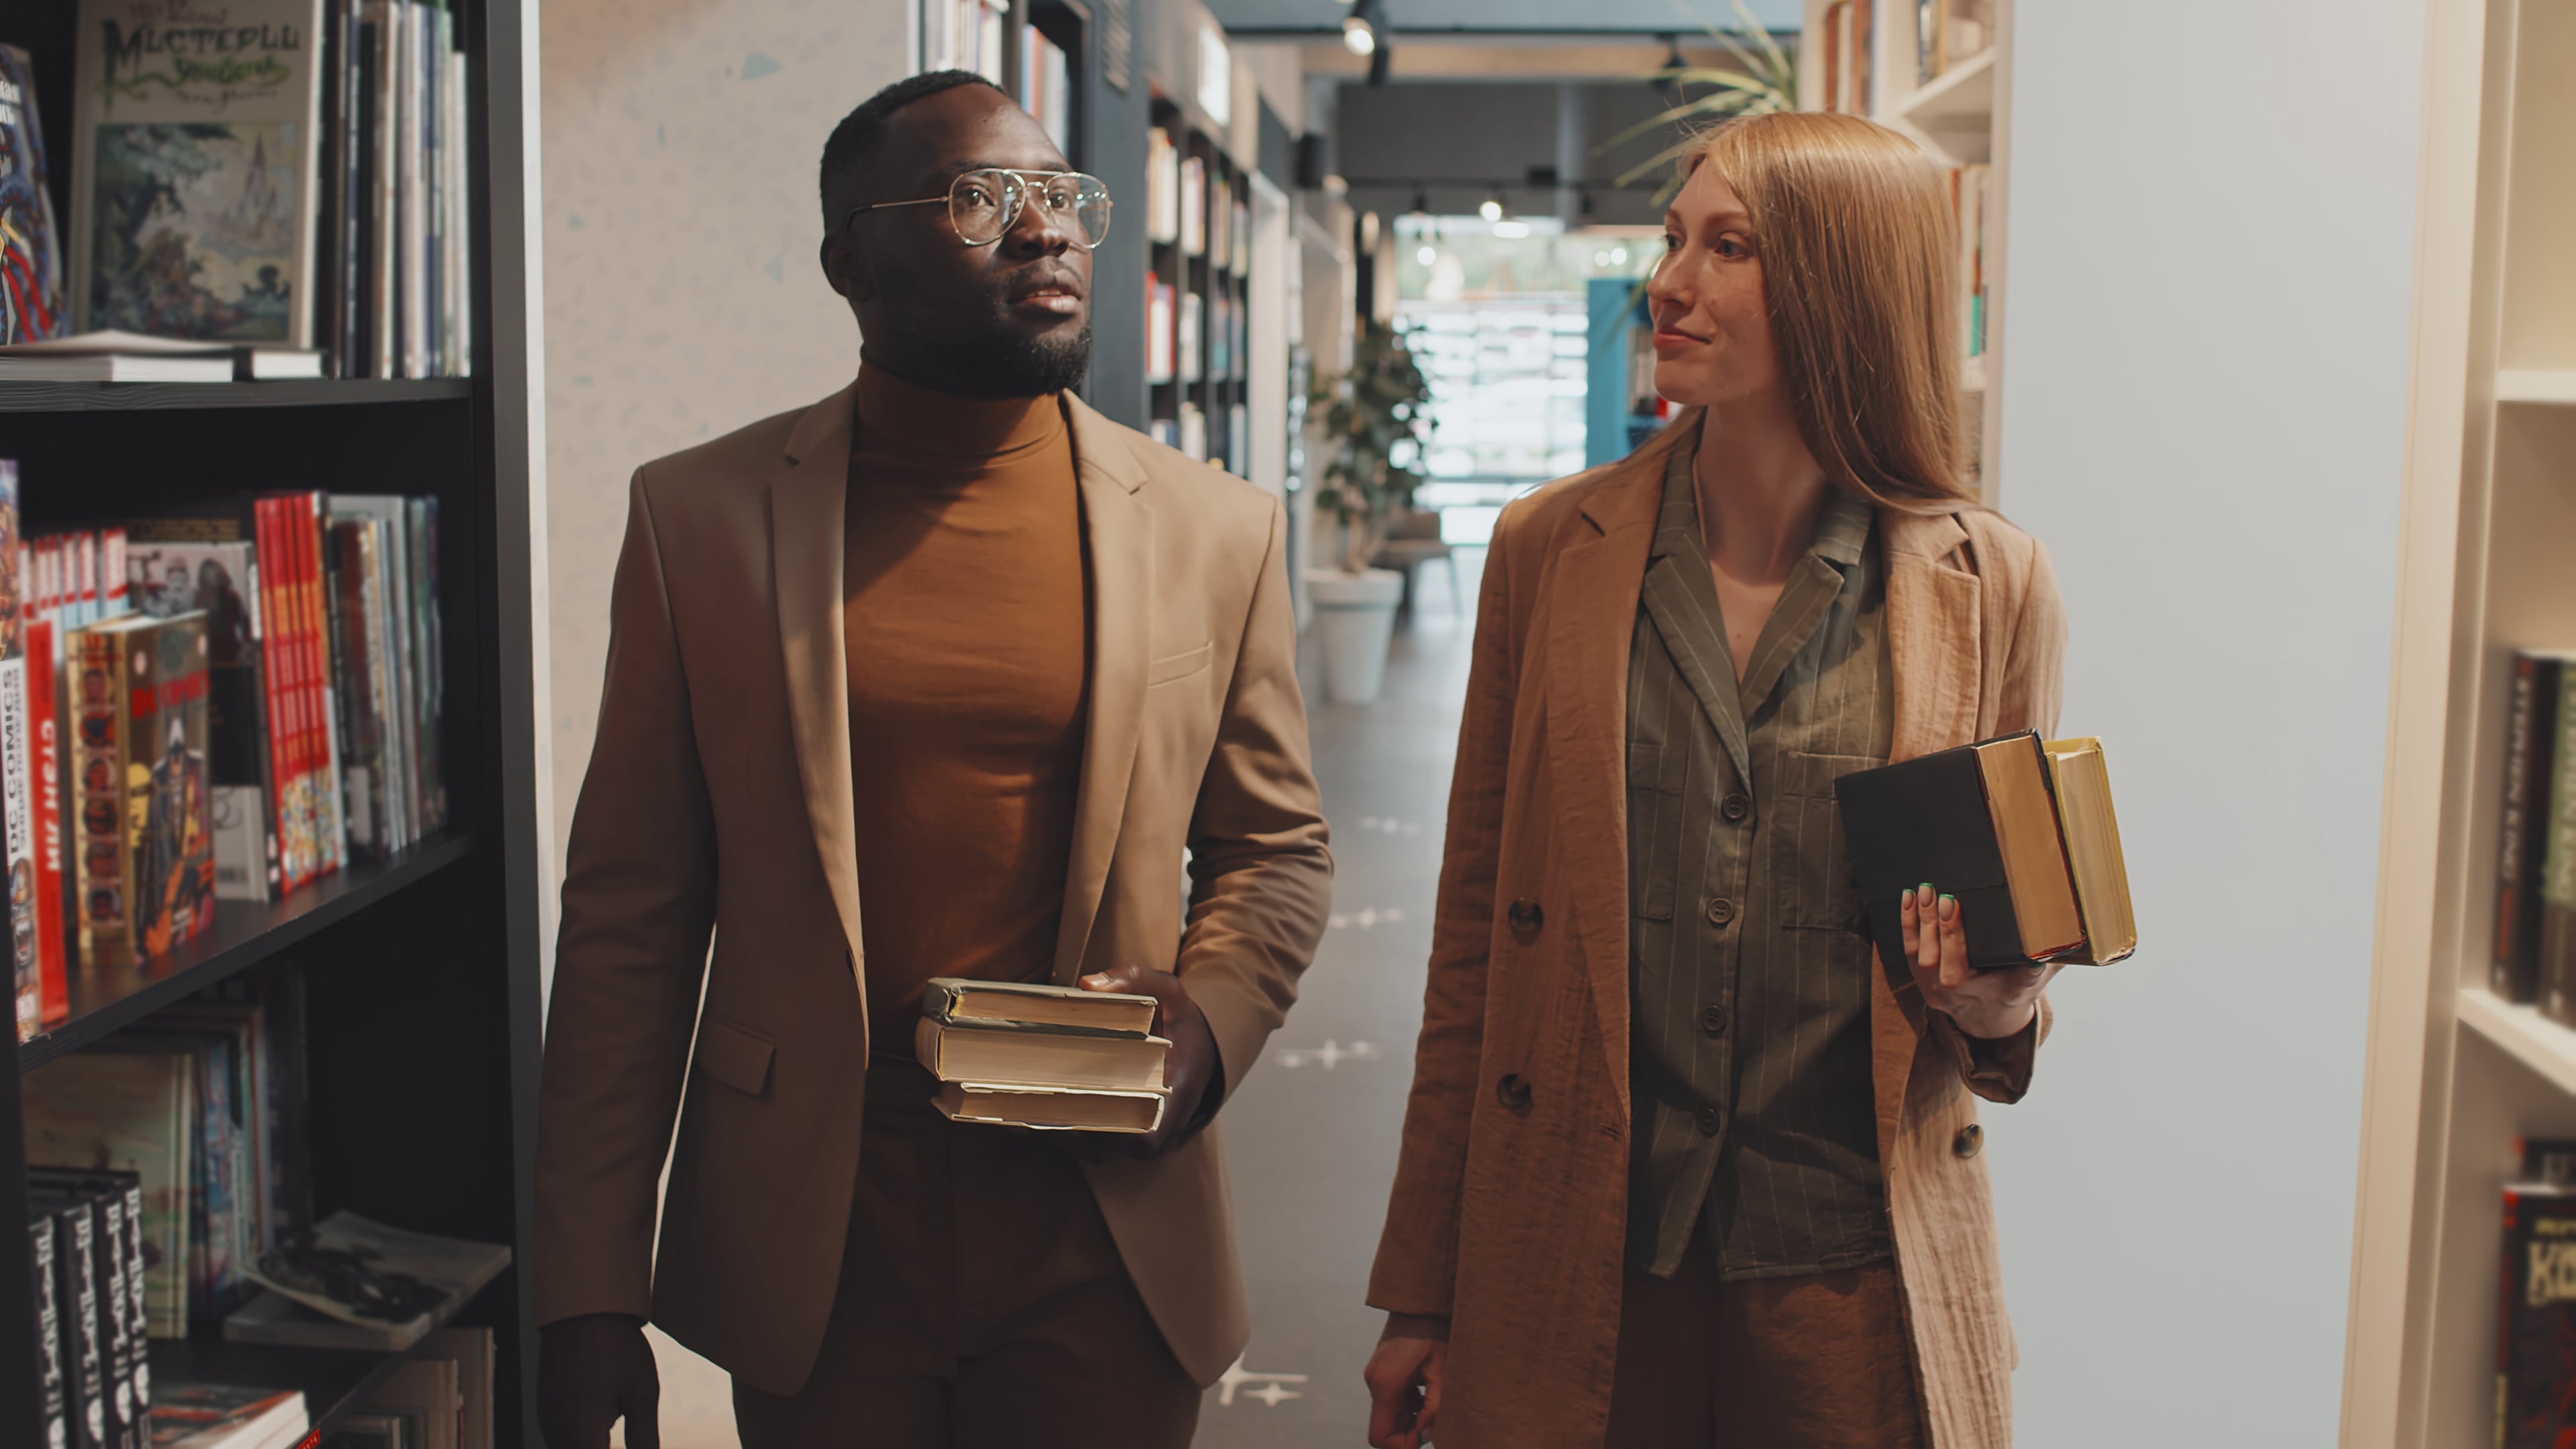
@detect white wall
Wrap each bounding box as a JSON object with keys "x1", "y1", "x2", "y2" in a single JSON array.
[
  {"x1": 541, "y1": 3, "x2": 910, "y2": 1442},
  {"x1": 1990, "y1": 3, "x2": 2424, "y2": 1444}
]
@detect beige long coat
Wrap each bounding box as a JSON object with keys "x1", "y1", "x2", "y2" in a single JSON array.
[
  {"x1": 1368, "y1": 417, "x2": 2066, "y2": 1448},
  {"x1": 533, "y1": 385, "x2": 1333, "y2": 1395}
]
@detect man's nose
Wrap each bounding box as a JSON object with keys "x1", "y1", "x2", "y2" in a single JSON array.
[{"x1": 1004, "y1": 186, "x2": 1073, "y2": 255}]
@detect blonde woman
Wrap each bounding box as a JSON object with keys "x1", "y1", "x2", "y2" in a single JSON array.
[{"x1": 1360, "y1": 111, "x2": 2068, "y2": 1449}]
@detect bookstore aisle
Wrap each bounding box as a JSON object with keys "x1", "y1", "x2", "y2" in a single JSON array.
[{"x1": 1193, "y1": 557, "x2": 1480, "y2": 1446}]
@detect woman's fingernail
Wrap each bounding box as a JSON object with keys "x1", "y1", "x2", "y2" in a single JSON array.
[
  {"x1": 1902, "y1": 892, "x2": 1916, "y2": 915},
  {"x1": 1939, "y1": 894, "x2": 1957, "y2": 920},
  {"x1": 1918, "y1": 881, "x2": 1933, "y2": 898}
]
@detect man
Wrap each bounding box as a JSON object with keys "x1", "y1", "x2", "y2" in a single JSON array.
[{"x1": 533, "y1": 71, "x2": 1332, "y2": 1448}]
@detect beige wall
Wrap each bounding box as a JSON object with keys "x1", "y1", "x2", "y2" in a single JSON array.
[
  {"x1": 542, "y1": 2, "x2": 910, "y2": 1441},
  {"x1": 541, "y1": 0, "x2": 908, "y2": 871}
]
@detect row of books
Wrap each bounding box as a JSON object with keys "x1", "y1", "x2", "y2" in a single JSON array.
[
  {"x1": 6, "y1": 461, "x2": 451, "y2": 1044},
  {"x1": 0, "y1": 0, "x2": 472, "y2": 378},
  {"x1": 2493, "y1": 650, "x2": 2576, "y2": 1014},
  {"x1": 1814, "y1": 0, "x2": 1996, "y2": 115},
  {"x1": 1143, "y1": 128, "x2": 1254, "y2": 273},
  {"x1": 1144, "y1": 402, "x2": 1249, "y2": 476},
  {"x1": 1915, "y1": 0, "x2": 1996, "y2": 87},
  {"x1": 2496, "y1": 1138, "x2": 2576, "y2": 1448},
  {"x1": 917, "y1": 0, "x2": 1073, "y2": 158},
  {"x1": 1947, "y1": 164, "x2": 1992, "y2": 366},
  {"x1": 1144, "y1": 276, "x2": 1250, "y2": 389}
]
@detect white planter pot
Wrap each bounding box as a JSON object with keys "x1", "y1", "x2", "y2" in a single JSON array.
[{"x1": 1305, "y1": 568, "x2": 1406, "y2": 704}]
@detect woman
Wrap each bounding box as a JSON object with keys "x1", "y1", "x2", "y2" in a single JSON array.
[{"x1": 1361, "y1": 111, "x2": 2068, "y2": 1449}]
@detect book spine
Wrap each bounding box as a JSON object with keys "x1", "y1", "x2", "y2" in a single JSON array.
[
  {"x1": 50, "y1": 1203, "x2": 104, "y2": 1449},
  {"x1": 115, "y1": 1181, "x2": 146, "y2": 1398},
  {"x1": 30, "y1": 1216, "x2": 67, "y2": 1448},
  {"x1": 89, "y1": 1193, "x2": 137, "y2": 1449},
  {"x1": 28, "y1": 616, "x2": 64, "y2": 1025},
  {"x1": 71, "y1": 629, "x2": 127, "y2": 969},
  {"x1": 2502, "y1": 654, "x2": 2562, "y2": 1002},
  {"x1": 2544, "y1": 666, "x2": 2576, "y2": 1028},
  {"x1": 251, "y1": 500, "x2": 301, "y2": 892},
  {"x1": 296, "y1": 496, "x2": 347, "y2": 873},
  {"x1": 407, "y1": 497, "x2": 437, "y2": 836}
]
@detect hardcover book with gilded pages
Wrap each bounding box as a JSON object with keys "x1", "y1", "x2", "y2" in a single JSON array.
[
  {"x1": 915, "y1": 978, "x2": 1171, "y2": 1134},
  {"x1": 1835, "y1": 731, "x2": 2137, "y2": 973}
]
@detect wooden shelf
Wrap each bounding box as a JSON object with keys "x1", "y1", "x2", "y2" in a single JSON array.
[
  {"x1": 1899, "y1": 50, "x2": 1996, "y2": 129},
  {"x1": 2497, "y1": 368, "x2": 2576, "y2": 405},
  {"x1": 17, "y1": 834, "x2": 476, "y2": 1073},
  {"x1": 0, "y1": 378, "x2": 473, "y2": 414},
  {"x1": 2458, "y1": 987, "x2": 2576, "y2": 1096}
]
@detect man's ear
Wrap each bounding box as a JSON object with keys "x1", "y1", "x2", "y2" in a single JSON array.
[{"x1": 820, "y1": 229, "x2": 873, "y2": 303}]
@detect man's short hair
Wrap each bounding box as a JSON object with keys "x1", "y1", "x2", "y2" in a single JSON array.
[{"x1": 819, "y1": 70, "x2": 1002, "y2": 229}]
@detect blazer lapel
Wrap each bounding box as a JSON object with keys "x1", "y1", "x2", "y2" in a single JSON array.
[
  {"x1": 1868, "y1": 504, "x2": 1981, "y2": 1161},
  {"x1": 771, "y1": 386, "x2": 869, "y2": 1005},
  {"x1": 1545, "y1": 426, "x2": 1686, "y2": 1118},
  {"x1": 1052, "y1": 396, "x2": 1154, "y2": 984}
]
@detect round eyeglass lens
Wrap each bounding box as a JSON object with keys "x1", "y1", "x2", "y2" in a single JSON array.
[{"x1": 947, "y1": 170, "x2": 1114, "y2": 248}]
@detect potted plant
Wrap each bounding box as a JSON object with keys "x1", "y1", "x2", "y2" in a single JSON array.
[{"x1": 1305, "y1": 323, "x2": 1435, "y2": 704}]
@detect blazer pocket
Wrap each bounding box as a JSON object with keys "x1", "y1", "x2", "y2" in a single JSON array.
[
  {"x1": 1146, "y1": 641, "x2": 1214, "y2": 688},
  {"x1": 693, "y1": 1014, "x2": 775, "y2": 1098},
  {"x1": 1776, "y1": 749, "x2": 1879, "y2": 932}
]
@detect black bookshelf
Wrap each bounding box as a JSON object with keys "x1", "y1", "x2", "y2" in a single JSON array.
[
  {"x1": 0, "y1": 379, "x2": 476, "y2": 413},
  {"x1": 1144, "y1": 99, "x2": 1255, "y2": 475},
  {"x1": 0, "y1": 0, "x2": 549, "y2": 1442}
]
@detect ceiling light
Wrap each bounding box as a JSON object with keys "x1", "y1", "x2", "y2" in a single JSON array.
[
  {"x1": 1610, "y1": 247, "x2": 1629, "y2": 264},
  {"x1": 1479, "y1": 193, "x2": 1505, "y2": 223},
  {"x1": 1593, "y1": 251, "x2": 1609, "y2": 266},
  {"x1": 1342, "y1": 13, "x2": 1376, "y2": 55},
  {"x1": 1492, "y1": 220, "x2": 1531, "y2": 239},
  {"x1": 1417, "y1": 245, "x2": 1438, "y2": 266}
]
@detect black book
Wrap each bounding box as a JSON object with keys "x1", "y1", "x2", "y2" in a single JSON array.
[
  {"x1": 2497, "y1": 652, "x2": 2571, "y2": 1003},
  {"x1": 30, "y1": 1214, "x2": 69, "y2": 1449},
  {"x1": 32, "y1": 1185, "x2": 140, "y2": 1449},
  {"x1": 2502, "y1": 1182, "x2": 2576, "y2": 1448},
  {"x1": 31, "y1": 1192, "x2": 109, "y2": 1449},
  {"x1": 30, "y1": 1167, "x2": 152, "y2": 1406},
  {"x1": 1835, "y1": 730, "x2": 2135, "y2": 973}
]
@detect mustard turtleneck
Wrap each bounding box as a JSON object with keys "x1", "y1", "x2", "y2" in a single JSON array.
[{"x1": 843, "y1": 362, "x2": 1090, "y2": 1019}]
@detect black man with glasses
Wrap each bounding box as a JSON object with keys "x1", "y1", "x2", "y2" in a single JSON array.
[{"x1": 531, "y1": 70, "x2": 1330, "y2": 1449}]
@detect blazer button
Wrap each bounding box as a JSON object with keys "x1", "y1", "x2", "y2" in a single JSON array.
[
  {"x1": 1697, "y1": 1108, "x2": 1723, "y2": 1137},
  {"x1": 1705, "y1": 897, "x2": 1736, "y2": 926},
  {"x1": 1699, "y1": 1003, "x2": 1731, "y2": 1037},
  {"x1": 1497, "y1": 1073, "x2": 1534, "y2": 1110},
  {"x1": 1507, "y1": 899, "x2": 1545, "y2": 938},
  {"x1": 1721, "y1": 793, "x2": 1752, "y2": 824},
  {"x1": 1954, "y1": 1124, "x2": 1984, "y2": 1159}
]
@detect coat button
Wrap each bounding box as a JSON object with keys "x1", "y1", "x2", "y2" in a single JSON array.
[
  {"x1": 1699, "y1": 1003, "x2": 1730, "y2": 1036},
  {"x1": 1697, "y1": 1108, "x2": 1723, "y2": 1137},
  {"x1": 1721, "y1": 793, "x2": 1751, "y2": 823},
  {"x1": 1954, "y1": 1124, "x2": 1984, "y2": 1159},
  {"x1": 1507, "y1": 899, "x2": 1544, "y2": 938},
  {"x1": 1497, "y1": 1073, "x2": 1534, "y2": 1110},
  {"x1": 1705, "y1": 897, "x2": 1736, "y2": 926}
]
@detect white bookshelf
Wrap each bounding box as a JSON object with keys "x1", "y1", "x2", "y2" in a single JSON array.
[
  {"x1": 1801, "y1": 0, "x2": 2012, "y2": 502},
  {"x1": 2344, "y1": 0, "x2": 2576, "y2": 1442}
]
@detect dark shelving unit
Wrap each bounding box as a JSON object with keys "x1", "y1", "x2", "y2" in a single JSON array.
[
  {"x1": 0, "y1": 0, "x2": 549, "y2": 1444},
  {"x1": 1144, "y1": 98, "x2": 1254, "y2": 474}
]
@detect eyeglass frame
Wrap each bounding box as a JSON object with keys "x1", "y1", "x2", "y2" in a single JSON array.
[{"x1": 843, "y1": 168, "x2": 1114, "y2": 251}]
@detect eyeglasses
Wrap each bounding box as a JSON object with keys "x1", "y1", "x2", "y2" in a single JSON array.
[{"x1": 847, "y1": 168, "x2": 1115, "y2": 250}]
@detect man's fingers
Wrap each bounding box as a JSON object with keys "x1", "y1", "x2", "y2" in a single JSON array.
[{"x1": 1419, "y1": 1348, "x2": 1445, "y2": 1438}]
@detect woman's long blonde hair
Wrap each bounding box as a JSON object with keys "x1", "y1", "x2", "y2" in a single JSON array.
[{"x1": 1677, "y1": 111, "x2": 1976, "y2": 508}]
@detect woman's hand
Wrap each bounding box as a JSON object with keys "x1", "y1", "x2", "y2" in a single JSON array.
[
  {"x1": 1901, "y1": 881, "x2": 2059, "y2": 1040},
  {"x1": 1363, "y1": 1312, "x2": 1450, "y2": 1448}
]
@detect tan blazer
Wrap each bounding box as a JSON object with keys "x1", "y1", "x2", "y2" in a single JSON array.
[
  {"x1": 533, "y1": 384, "x2": 1333, "y2": 1396},
  {"x1": 1367, "y1": 417, "x2": 2065, "y2": 1449}
]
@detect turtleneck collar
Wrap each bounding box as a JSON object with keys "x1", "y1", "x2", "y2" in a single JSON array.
[{"x1": 852, "y1": 360, "x2": 1064, "y2": 466}]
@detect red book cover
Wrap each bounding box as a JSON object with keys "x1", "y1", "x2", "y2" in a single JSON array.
[
  {"x1": 283, "y1": 494, "x2": 343, "y2": 877},
  {"x1": 252, "y1": 498, "x2": 307, "y2": 892},
  {"x1": 27, "y1": 615, "x2": 64, "y2": 1024}
]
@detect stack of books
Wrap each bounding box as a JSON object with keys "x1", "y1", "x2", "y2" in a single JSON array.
[
  {"x1": 2496, "y1": 1137, "x2": 2576, "y2": 1447},
  {"x1": 913, "y1": 979, "x2": 1173, "y2": 1134}
]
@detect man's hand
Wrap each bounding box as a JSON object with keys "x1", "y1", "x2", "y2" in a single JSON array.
[
  {"x1": 1901, "y1": 881, "x2": 2061, "y2": 1039},
  {"x1": 538, "y1": 1313, "x2": 659, "y2": 1449},
  {"x1": 1363, "y1": 1311, "x2": 1450, "y2": 1448},
  {"x1": 1075, "y1": 964, "x2": 1220, "y2": 1159}
]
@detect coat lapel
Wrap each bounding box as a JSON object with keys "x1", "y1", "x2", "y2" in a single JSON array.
[
  {"x1": 771, "y1": 386, "x2": 868, "y2": 1007},
  {"x1": 1051, "y1": 396, "x2": 1154, "y2": 984},
  {"x1": 1868, "y1": 504, "x2": 1982, "y2": 1162},
  {"x1": 1545, "y1": 426, "x2": 1687, "y2": 1118}
]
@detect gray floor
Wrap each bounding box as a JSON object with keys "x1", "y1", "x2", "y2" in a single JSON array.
[{"x1": 1194, "y1": 549, "x2": 1482, "y2": 1445}]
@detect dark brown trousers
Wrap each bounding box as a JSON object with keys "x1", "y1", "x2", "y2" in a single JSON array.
[
  {"x1": 1605, "y1": 1241, "x2": 1925, "y2": 1449},
  {"x1": 731, "y1": 1062, "x2": 1201, "y2": 1448}
]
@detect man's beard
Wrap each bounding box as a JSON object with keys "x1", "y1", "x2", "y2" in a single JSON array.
[{"x1": 876, "y1": 270, "x2": 1092, "y2": 399}]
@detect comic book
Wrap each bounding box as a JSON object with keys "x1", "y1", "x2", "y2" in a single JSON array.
[
  {"x1": 70, "y1": 610, "x2": 213, "y2": 969},
  {"x1": 67, "y1": 0, "x2": 329, "y2": 343},
  {"x1": 1, "y1": 43, "x2": 68, "y2": 343}
]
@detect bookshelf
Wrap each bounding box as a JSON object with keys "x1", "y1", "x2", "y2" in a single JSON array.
[
  {"x1": 1801, "y1": 0, "x2": 2012, "y2": 499},
  {"x1": 1144, "y1": 103, "x2": 1254, "y2": 474},
  {"x1": 0, "y1": 0, "x2": 548, "y2": 1446},
  {"x1": 2343, "y1": 0, "x2": 2576, "y2": 1442}
]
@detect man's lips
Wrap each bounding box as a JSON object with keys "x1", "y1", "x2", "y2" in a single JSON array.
[{"x1": 1011, "y1": 276, "x2": 1086, "y2": 315}]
